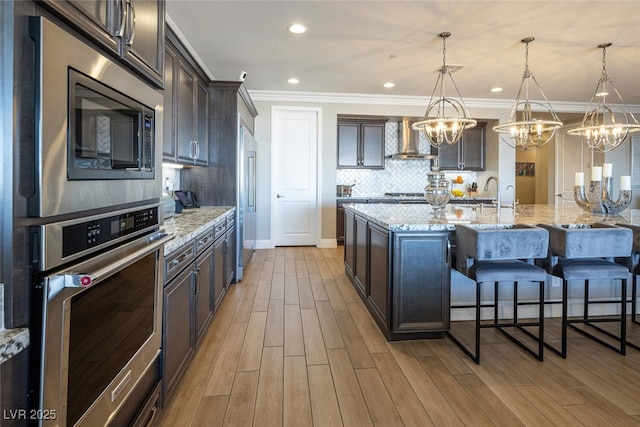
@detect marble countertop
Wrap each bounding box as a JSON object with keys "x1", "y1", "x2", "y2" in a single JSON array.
[
  {"x1": 344, "y1": 203, "x2": 640, "y2": 232},
  {"x1": 163, "y1": 206, "x2": 235, "y2": 254},
  {"x1": 0, "y1": 328, "x2": 29, "y2": 364}
]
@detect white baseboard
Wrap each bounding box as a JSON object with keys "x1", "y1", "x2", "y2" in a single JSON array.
[
  {"x1": 318, "y1": 239, "x2": 338, "y2": 248},
  {"x1": 255, "y1": 240, "x2": 274, "y2": 249}
]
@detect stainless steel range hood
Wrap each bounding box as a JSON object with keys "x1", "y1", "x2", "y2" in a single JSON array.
[{"x1": 389, "y1": 120, "x2": 436, "y2": 160}]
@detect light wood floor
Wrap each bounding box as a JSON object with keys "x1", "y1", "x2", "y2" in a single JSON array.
[{"x1": 160, "y1": 247, "x2": 640, "y2": 426}]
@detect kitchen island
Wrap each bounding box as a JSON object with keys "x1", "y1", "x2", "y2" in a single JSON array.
[{"x1": 343, "y1": 203, "x2": 639, "y2": 340}]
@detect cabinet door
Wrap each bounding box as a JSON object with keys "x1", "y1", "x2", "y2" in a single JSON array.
[
  {"x1": 337, "y1": 123, "x2": 360, "y2": 168},
  {"x1": 195, "y1": 80, "x2": 209, "y2": 166},
  {"x1": 162, "y1": 46, "x2": 177, "y2": 162},
  {"x1": 336, "y1": 205, "x2": 345, "y2": 243},
  {"x1": 40, "y1": 0, "x2": 120, "y2": 55},
  {"x1": 344, "y1": 210, "x2": 355, "y2": 276},
  {"x1": 392, "y1": 232, "x2": 450, "y2": 333},
  {"x1": 368, "y1": 223, "x2": 390, "y2": 328},
  {"x1": 213, "y1": 236, "x2": 226, "y2": 310},
  {"x1": 225, "y1": 227, "x2": 236, "y2": 286},
  {"x1": 460, "y1": 123, "x2": 486, "y2": 171},
  {"x1": 437, "y1": 144, "x2": 460, "y2": 170},
  {"x1": 194, "y1": 246, "x2": 214, "y2": 345},
  {"x1": 353, "y1": 215, "x2": 368, "y2": 299},
  {"x1": 163, "y1": 266, "x2": 194, "y2": 401},
  {"x1": 122, "y1": 0, "x2": 164, "y2": 87},
  {"x1": 361, "y1": 124, "x2": 385, "y2": 169},
  {"x1": 176, "y1": 61, "x2": 196, "y2": 164}
]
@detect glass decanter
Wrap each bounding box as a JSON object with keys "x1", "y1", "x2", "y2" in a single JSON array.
[{"x1": 424, "y1": 161, "x2": 450, "y2": 211}]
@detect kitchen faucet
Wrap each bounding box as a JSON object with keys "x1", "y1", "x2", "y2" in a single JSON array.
[
  {"x1": 506, "y1": 184, "x2": 516, "y2": 209},
  {"x1": 484, "y1": 176, "x2": 501, "y2": 210}
]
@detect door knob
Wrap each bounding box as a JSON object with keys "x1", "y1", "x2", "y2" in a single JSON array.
[{"x1": 276, "y1": 194, "x2": 284, "y2": 198}]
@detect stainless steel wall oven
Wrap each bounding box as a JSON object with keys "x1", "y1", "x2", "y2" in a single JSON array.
[{"x1": 31, "y1": 204, "x2": 171, "y2": 426}]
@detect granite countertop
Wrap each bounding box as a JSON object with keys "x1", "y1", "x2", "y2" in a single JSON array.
[
  {"x1": 163, "y1": 206, "x2": 235, "y2": 254},
  {"x1": 343, "y1": 203, "x2": 640, "y2": 231},
  {"x1": 0, "y1": 328, "x2": 29, "y2": 364},
  {"x1": 338, "y1": 195, "x2": 495, "y2": 203}
]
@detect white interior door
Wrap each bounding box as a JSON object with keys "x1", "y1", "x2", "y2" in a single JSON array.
[
  {"x1": 272, "y1": 108, "x2": 319, "y2": 246},
  {"x1": 555, "y1": 126, "x2": 603, "y2": 207}
]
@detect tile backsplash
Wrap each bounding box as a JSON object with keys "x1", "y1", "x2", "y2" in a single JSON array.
[{"x1": 336, "y1": 122, "x2": 477, "y2": 197}]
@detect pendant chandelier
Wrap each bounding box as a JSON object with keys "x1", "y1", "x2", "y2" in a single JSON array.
[
  {"x1": 567, "y1": 43, "x2": 640, "y2": 152},
  {"x1": 493, "y1": 37, "x2": 563, "y2": 150},
  {"x1": 412, "y1": 32, "x2": 476, "y2": 149}
]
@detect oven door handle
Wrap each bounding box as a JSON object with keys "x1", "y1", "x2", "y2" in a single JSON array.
[{"x1": 47, "y1": 233, "x2": 174, "y2": 296}]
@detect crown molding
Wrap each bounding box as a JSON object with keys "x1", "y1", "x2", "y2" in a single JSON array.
[{"x1": 248, "y1": 90, "x2": 640, "y2": 114}]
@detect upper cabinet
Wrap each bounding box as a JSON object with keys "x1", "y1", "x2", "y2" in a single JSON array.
[
  {"x1": 337, "y1": 118, "x2": 387, "y2": 169},
  {"x1": 437, "y1": 122, "x2": 487, "y2": 171},
  {"x1": 162, "y1": 31, "x2": 209, "y2": 166},
  {"x1": 39, "y1": 0, "x2": 165, "y2": 88}
]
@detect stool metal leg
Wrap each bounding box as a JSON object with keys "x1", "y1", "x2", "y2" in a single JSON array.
[
  {"x1": 494, "y1": 281, "x2": 499, "y2": 324},
  {"x1": 475, "y1": 281, "x2": 481, "y2": 364},
  {"x1": 567, "y1": 278, "x2": 628, "y2": 355},
  {"x1": 539, "y1": 279, "x2": 545, "y2": 360},
  {"x1": 562, "y1": 278, "x2": 568, "y2": 358}
]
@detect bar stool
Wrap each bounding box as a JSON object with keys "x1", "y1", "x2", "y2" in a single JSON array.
[
  {"x1": 538, "y1": 223, "x2": 632, "y2": 358},
  {"x1": 450, "y1": 224, "x2": 549, "y2": 364},
  {"x1": 615, "y1": 223, "x2": 640, "y2": 350}
]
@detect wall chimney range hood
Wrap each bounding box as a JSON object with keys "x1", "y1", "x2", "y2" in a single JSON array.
[{"x1": 389, "y1": 120, "x2": 436, "y2": 160}]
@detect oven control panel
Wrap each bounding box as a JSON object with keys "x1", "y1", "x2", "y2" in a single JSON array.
[{"x1": 63, "y1": 208, "x2": 158, "y2": 257}]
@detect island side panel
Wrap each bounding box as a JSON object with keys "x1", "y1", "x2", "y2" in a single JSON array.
[{"x1": 391, "y1": 231, "x2": 451, "y2": 336}]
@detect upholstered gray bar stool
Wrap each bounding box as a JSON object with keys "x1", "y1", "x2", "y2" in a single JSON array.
[
  {"x1": 615, "y1": 223, "x2": 640, "y2": 350},
  {"x1": 538, "y1": 223, "x2": 632, "y2": 358},
  {"x1": 450, "y1": 224, "x2": 549, "y2": 364}
]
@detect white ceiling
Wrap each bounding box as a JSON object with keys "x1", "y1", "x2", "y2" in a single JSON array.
[{"x1": 166, "y1": 0, "x2": 640, "y2": 107}]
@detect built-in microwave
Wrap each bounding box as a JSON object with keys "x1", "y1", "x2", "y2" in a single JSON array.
[
  {"x1": 68, "y1": 69, "x2": 155, "y2": 180},
  {"x1": 29, "y1": 17, "x2": 163, "y2": 218}
]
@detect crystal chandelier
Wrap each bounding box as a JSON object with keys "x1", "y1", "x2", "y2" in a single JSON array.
[
  {"x1": 412, "y1": 32, "x2": 477, "y2": 149},
  {"x1": 493, "y1": 37, "x2": 563, "y2": 150},
  {"x1": 567, "y1": 43, "x2": 640, "y2": 152}
]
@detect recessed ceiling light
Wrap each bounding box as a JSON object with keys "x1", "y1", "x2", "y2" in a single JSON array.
[
  {"x1": 288, "y1": 24, "x2": 306, "y2": 34},
  {"x1": 384, "y1": 82, "x2": 395, "y2": 88},
  {"x1": 490, "y1": 87, "x2": 503, "y2": 93},
  {"x1": 288, "y1": 78, "x2": 299, "y2": 85}
]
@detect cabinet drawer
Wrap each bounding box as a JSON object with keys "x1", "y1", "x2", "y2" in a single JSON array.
[
  {"x1": 214, "y1": 221, "x2": 226, "y2": 240},
  {"x1": 165, "y1": 242, "x2": 196, "y2": 283},
  {"x1": 226, "y1": 213, "x2": 236, "y2": 229},
  {"x1": 195, "y1": 228, "x2": 215, "y2": 254}
]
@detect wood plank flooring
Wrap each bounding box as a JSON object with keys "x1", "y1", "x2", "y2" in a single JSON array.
[{"x1": 159, "y1": 247, "x2": 640, "y2": 426}]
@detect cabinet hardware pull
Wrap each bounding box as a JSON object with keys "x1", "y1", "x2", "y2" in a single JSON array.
[
  {"x1": 276, "y1": 194, "x2": 284, "y2": 198},
  {"x1": 115, "y1": 0, "x2": 126, "y2": 38},
  {"x1": 126, "y1": 1, "x2": 136, "y2": 46}
]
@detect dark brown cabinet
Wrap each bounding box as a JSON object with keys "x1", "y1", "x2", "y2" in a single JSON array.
[
  {"x1": 40, "y1": 0, "x2": 165, "y2": 87},
  {"x1": 344, "y1": 210, "x2": 355, "y2": 277},
  {"x1": 437, "y1": 122, "x2": 486, "y2": 170},
  {"x1": 163, "y1": 263, "x2": 194, "y2": 403},
  {"x1": 194, "y1": 240, "x2": 214, "y2": 346},
  {"x1": 162, "y1": 216, "x2": 231, "y2": 404},
  {"x1": 343, "y1": 209, "x2": 451, "y2": 340},
  {"x1": 353, "y1": 215, "x2": 369, "y2": 298},
  {"x1": 392, "y1": 231, "x2": 450, "y2": 334},
  {"x1": 163, "y1": 33, "x2": 209, "y2": 166},
  {"x1": 337, "y1": 199, "x2": 367, "y2": 244},
  {"x1": 368, "y1": 223, "x2": 390, "y2": 328},
  {"x1": 225, "y1": 225, "x2": 237, "y2": 287},
  {"x1": 337, "y1": 119, "x2": 387, "y2": 169},
  {"x1": 213, "y1": 232, "x2": 226, "y2": 310}
]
